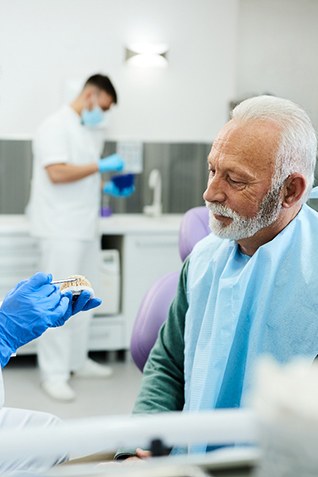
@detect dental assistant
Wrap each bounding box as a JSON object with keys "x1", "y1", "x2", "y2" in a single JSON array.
[
  {"x1": 28, "y1": 74, "x2": 131, "y2": 402},
  {"x1": 117, "y1": 95, "x2": 318, "y2": 459},
  {"x1": 0, "y1": 272, "x2": 101, "y2": 472}
]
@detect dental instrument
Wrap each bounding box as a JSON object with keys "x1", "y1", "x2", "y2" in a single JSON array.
[{"x1": 51, "y1": 278, "x2": 81, "y2": 285}]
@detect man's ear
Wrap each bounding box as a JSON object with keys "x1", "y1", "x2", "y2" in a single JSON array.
[
  {"x1": 83, "y1": 88, "x2": 93, "y2": 100},
  {"x1": 282, "y1": 173, "x2": 307, "y2": 208}
]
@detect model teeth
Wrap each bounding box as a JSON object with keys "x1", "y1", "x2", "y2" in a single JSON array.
[{"x1": 59, "y1": 275, "x2": 91, "y2": 291}]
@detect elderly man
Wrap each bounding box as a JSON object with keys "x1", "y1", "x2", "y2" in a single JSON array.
[{"x1": 118, "y1": 95, "x2": 318, "y2": 458}]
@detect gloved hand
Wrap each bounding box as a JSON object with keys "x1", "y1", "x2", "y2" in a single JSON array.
[
  {"x1": 62, "y1": 290, "x2": 102, "y2": 321},
  {"x1": 103, "y1": 180, "x2": 135, "y2": 198},
  {"x1": 98, "y1": 153, "x2": 125, "y2": 173},
  {"x1": 0, "y1": 273, "x2": 70, "y2": 367}
]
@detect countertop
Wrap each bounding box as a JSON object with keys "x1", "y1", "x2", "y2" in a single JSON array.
[
  {"x1": 0, "y1": 214, "x2": 183, "y2": 235},
  {"x1": 99, "y1": 213, "x2": 182, "y2": 234}
]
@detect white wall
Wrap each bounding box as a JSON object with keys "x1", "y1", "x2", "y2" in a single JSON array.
[
  {"x1": 236, "y1": 0, "x2": 318, "y2": 129},
  {"x1": 2, "y1": 1, "x2": 318, "y2": 141},
  {"x1": 0, "y1": 0, "x2": 239, "y2": 142}
]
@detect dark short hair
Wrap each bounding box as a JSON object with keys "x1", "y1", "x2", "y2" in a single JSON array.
[{"x1": 84, "y1": 74, "x2": 118, "y2": 104}]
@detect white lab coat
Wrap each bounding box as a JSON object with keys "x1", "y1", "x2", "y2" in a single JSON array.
[
  {"x1": 28, "y1": 105, "x2": 102, "y2": 241},
  {"x1": 0, "y1": 368, "x2": 67, "y2": 472},
  {"x1": 27, "y1": 105, "x2": 104, "y2": 381}
]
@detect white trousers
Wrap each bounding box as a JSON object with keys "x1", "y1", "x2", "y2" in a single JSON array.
[
  {"x1": 0, "y1": 407, "x2": 67, "y2": 472},
  {"x1": 37, "y1": 238, "x2": 99, "y2": 382}
]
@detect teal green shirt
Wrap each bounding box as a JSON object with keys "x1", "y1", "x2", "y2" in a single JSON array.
[{"x1": 114, "y1": 260, "x2": 189, "y2": 459}]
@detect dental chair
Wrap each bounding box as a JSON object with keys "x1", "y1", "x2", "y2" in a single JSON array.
[{"x1": 130, "y1": 206, "x2": 210, "y2": 371}]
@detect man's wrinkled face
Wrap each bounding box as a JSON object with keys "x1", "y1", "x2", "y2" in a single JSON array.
[{"x1": 203, "y1": 118, "x2": 283, "y2": 240}]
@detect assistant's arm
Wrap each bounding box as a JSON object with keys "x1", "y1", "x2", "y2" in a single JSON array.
[
  {"x1": 35, "y1": 122, "x2": 98, "y2": 184},
  {"x1": 133, "y1": 259, "x2": 189, "y2": 414},
  {"x1": 45, "y1": 151, "x2": 125, "y2": 184},
  {"x1": 45, "y1": 163, "x2": 98, "y2": 183}
]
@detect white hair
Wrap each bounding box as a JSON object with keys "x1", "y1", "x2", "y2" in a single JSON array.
[{"x1": 232, "y1": 95, "x2": 317, "y2": 203}]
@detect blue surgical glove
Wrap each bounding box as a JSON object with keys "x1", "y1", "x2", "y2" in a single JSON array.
[
  {"x1": 62, "y1": 289, "x2": 102, "y2": 320},
  {"x1": 98, "y1": 154, "x2": 125, "y2": 173},
  {"x1": 0, "y1": 273, "x2": 71, "y2": 367},
  {"x1": 103, "y1": 181, "x2": 135, "y2": 198}
]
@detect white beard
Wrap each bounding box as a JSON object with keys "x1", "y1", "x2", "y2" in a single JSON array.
[{"x1": 206, "y1": 184, "x2": 283, "y2": 240}]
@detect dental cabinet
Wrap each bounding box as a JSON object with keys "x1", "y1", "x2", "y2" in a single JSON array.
[{"x1": 0, "y1": 214, "x2": 182, "y2": 354}]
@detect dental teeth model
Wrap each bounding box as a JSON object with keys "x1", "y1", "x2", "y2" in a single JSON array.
[{"x1": 59, "y1": 275, "x2": 94, "y2": 297}]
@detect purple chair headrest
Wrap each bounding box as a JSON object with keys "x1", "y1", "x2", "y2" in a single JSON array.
[
  {"x1": 130, "y1": 206, "x2": 210, "y2": 371},
  {"x1": 130, "y1": 271, "x2": 179, "y2": 371},
  {"x1": 178, "y1": 206, "x2": 210, "y2": 261}
]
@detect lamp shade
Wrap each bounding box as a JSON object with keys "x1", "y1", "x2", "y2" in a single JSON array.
[{"x1": 125, "y1": 43, "x2": 168, "y2": 68}]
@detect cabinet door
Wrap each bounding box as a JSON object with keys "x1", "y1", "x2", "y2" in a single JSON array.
[
  {"x1": 122, "y1": 233, "x2": 181, "y2": 348},
  {"x1": 88, "y1": 317, "x2": 124, "y2": 351},
  {"x1": 0, "y1": 235, "x2": 40, "y2": 299}
]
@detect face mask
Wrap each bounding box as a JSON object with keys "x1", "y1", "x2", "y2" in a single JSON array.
[{"x1": 81, "y1": 106, "x2": 104, "y2": 127}]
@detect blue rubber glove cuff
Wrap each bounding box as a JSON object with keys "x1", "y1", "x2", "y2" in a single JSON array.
[{"x1": 0, "y1": 311, "x2": 16, "y2": 367}]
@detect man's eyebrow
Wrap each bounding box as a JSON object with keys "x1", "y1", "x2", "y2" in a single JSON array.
[{"x1": 206, "y1": 158, "x2": 255, "y2": 180}]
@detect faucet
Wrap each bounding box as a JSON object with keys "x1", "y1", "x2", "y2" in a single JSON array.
[{"x1": 143, "y1": 169, "x2": 162, "y2": 217}]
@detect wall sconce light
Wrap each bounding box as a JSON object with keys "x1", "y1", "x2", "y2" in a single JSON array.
[{"x1": 125, "y1": 43, "x2": 168, "y2": 68}]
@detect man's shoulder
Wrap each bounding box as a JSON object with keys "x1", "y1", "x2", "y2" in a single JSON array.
[
  {"x1": 37, "y1": 106, "x2": 73, "y2": 132},
  {"x1": 296, "y1": 204, "x2": 318, "y2": 233},
  {"x1": 302, "y1": 203, "x2": 318, "y2": 221}
]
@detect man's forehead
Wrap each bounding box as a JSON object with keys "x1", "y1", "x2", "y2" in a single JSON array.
[{"x1": 209, "y1": 118, "x2": 281, "y2": 161}]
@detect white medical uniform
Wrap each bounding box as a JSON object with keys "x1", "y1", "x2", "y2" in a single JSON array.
[
  {"x1": 28, "y1": 105, "x2": 104, "y2": 382},
  {"x1": 0, "y1": 369, "x2": 67, "y2": 471}
]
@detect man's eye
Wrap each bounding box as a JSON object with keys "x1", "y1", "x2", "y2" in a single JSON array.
[
  {"x1": 208, "y1": 169, "x2": 215, "y2": 177},
  {"x1": 228, "y1": 177, "x2": 244, "y2": 186}
]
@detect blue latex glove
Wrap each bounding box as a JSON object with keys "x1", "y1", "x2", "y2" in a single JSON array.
[
  {"x1": 62, "y1": 289, "x2": 102, "y2": 320},
  {"x1": 98, "y1": 153, "x2": 125, "y2": 173},
  {"x1": 0, "y1": 275, "x2": 102, "y2": 368},
  {"x1": 0, "y1": 273, "x2": 70, "y2": 367},
  {"x1": 103, "y1": 181, "x2": 135, "y2": 198}
]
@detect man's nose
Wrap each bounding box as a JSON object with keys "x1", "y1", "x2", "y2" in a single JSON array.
[{"x1": 203, "y1": 176, "x2": 226, "y2": 203}]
